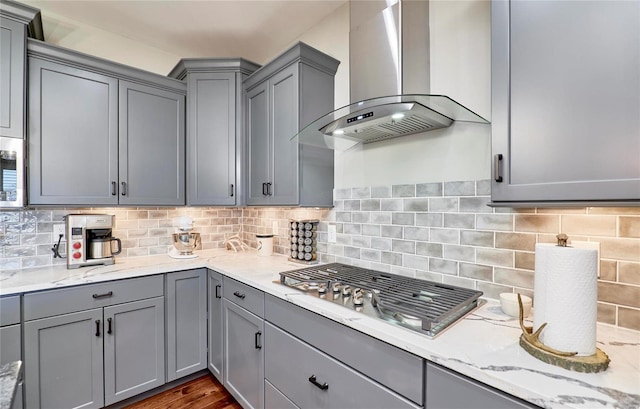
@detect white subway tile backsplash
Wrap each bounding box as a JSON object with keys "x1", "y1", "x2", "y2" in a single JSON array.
[
  {"x1": 392, "y1": 184, "x2": 415, "y2": 197},
  {"x1": 444, "y1": 181, "x2": 475, "y2": 196},
  {"x1": 391, "y1": 213, "x2": 415, "y2": 226},
  {"x1": 371, "y1": 186, "x2": 392, "y2": 198},
  {"x1": 361, "y1": 199, "x2": 381, "y2": 211},
  {"x1": 403, "y1": 198, "x2": 430, "y2": 212},
  {"x1": 415, "y1": 213, "x2": 443, "y2": 227},
  {"x1": 380, "y1": 199, "x2": 403, "y2": 211}
]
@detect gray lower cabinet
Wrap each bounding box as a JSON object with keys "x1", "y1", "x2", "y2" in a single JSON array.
[
  {"x1": 491, "y1": 0, "x2": 640, "y2": 205},
  {"x1": 265, "y1": 322, "x2": 419, "y2": 409},
  {"x1": 265, "y1": 379, "x2": 299, "y2": 409},
  {"x1": 223, "y1": 298, "x2": 264, "y2": 409},
  {"x1": 244, "y1": 42, "x2": 338, "y2": 206},
  {"x1": 24, "y1": 308, "x2": 104, "y2": 409},
  {"x1": 27, "y1": 57, "x2": 119, "y2": 205},
  {"x1": 27, "y1": 39, "x2": 187, "y2": 206},
  {"x1": 103, "y1": 297, "x2": 165, "y2": 406},
  {"x1": 0, "y1": 17, "x2": 26, "y2": 138},
  {"x1": 207, "y1": 269, "x2": 224, "y2": 383},
  {"x1": 118, "y1": 81, "x2": 185, "y2": 206},
  {"x1": 165, "y1": 269, "x2": 207, "y2": 382},
  {"x1": 23, "y1": 276, "x2": 165, "y2": 408},
  {"x1": 425, "y1": 362, "x2": 539, "y2": 409},
  {"x1": 1, "y1": 295, "x2": 23, "y2": 409}
]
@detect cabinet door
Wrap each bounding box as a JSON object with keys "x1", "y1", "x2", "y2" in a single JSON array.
[
  {"x1": 28, "y1": 58, "x2": 119, "y2": 205},
  {"x1": 269, "y1": 64, "x2": 299, "y2": 205},
  {"x1": 0, "y1": 17, "x2": 25, "y2": 138},
  {"x1": 491, "y1": 0, "x2": 640, "y2": 203},
  {"x1": 166, "y1": 269, "x2": 207, "y2": 382},
  {"x1": 103, "y1": 297, "x2": 165, "y2": 406},
  {"x1": 426, "y1": 362, "x2": 537, "y2": 408},
  {"x1": 208, "y1": 269, "x2": 224, "y2": 382},
  {"x1": 24, "y1": 308, "x2": 104, "y2": 409},
  {"x1": 119, "y1": 81, "x2": 185, "y2": 206},
  {"x1": 1, "y1": 324, "x2": 23, "y2": 409},
  {"x1": 223, "y1": 299, "x2": 264, "y2": 409},
  {"x1": 187, "y1": 72, "x2": 236, "y2": 205},
  {"x1": 246, "y1": 81, "x2": 271, "y2": 205}
]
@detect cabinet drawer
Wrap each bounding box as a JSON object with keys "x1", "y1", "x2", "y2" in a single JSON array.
[
  {"x1": 223, "y1": 277, "x2": 264, "y2": 317},
  {"x1": 265, "y1": 379, "x2": 299, "y2": 409},
  {"x1": 24, "y1": 275, "x2": 164, "y2": 321},
  {"x1": 265, "y1": 294, "x2": 423, "y2": 405},
  {"x1": 265, "y1": 322, "x2": 419, "y2": 409},
  {"x1": 0, "y1": 296, "x2": 21, "y2": 326}
]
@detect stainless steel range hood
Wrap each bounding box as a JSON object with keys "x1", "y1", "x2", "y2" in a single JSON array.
[{"x1": 293, "y1": 0, "x2": 489, "y2": 151}]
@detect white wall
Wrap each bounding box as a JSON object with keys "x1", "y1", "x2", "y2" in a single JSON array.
[
  {"x1": 36, "y1": 10, "x2": 181, "y2": 75},
  {"x1": 333, "y1": 0, "x2": 492, "y2": 188}
]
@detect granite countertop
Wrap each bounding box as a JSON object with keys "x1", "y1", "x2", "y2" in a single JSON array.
[
  {"x1": 1, "y1": 250, "x2": 639, "y2": 409},
  {"x1": 0, "y1": 361, "x2": 22, "y2": 409}
]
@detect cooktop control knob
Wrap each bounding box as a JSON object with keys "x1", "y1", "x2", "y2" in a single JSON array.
[
  {"x1": 353, "y1": 288, "x2": 364, "y2": 306},
  {"x1": 317, "y1": 283, "x2": 327, "y2": 294},
  {"x1": 332, "y1": 282, "x2": 341, "y2": 293},
  {"x1": 341, "y1": 285, "x2": 351, "y2": 296}
]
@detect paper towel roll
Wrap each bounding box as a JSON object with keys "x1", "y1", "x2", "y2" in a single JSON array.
[{"x1": 534, "y1": 243, "x2": 598, "y2": 356}]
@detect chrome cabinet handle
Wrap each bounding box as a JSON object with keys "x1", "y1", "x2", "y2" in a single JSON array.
[
  {"x1": 107, "y1": 317, "x2": 113, "y2": 334},
  {"x1": 308, "y1": 375, "x2": 328, "y2": 391},
  {"x1": 230, "y1": 184, "x2": 234, "y2": 197},
  {"x1": 95, "y1": 320, "x2": 101, "y2": 337},
  {"x1": 121, "y1": 181, "x2": 127, "y2": 196},
  {"x1": 215, "y1": 284, "x2": 222, "y2": 299},
  {"x1": 255, "y1": 331, "x2": 262, "y2": 349},
  {"x1": 494, "y1": 154, "x2": 503, "y2": 183},
  {"x1": 92, "y1": 291, "x2": 113, "y2": 299},
  {"x1": 111, "y1": 181, "x2": 117, "y2": 196},
  {"x1": 233, "y1": 291, "x2": 245, "y2": 299}
]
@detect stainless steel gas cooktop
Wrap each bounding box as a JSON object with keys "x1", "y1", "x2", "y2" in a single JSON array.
[{"x1": 278, "y1": 263, "x2": 483, "y2": 338}]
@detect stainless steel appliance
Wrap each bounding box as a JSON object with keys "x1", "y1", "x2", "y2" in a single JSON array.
[
  {"x1": 0, "y1": 137, "x2": 24, "y2": 208},
  {"x1": 278, "y1": 263, "x2": 483, "y2": 338},
  {"x1": 66, "y1": 214, "x2": 122, "y2": 269},
  {"x1": 169, "y1": 216, "x2": 201, "y2": 259}
]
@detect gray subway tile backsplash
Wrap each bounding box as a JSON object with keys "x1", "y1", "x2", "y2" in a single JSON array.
[{"x1": 3, "y1": 179, "x2": 638, "y2": 331}]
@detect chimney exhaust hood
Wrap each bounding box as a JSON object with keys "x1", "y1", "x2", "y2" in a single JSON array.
[{"x1": 293, "y1": 0, "x2": 489, "y2": 151}]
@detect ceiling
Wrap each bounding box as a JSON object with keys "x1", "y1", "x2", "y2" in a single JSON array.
[{"x1": 22, "y1": 0, "x2": 348, "y2": 64}]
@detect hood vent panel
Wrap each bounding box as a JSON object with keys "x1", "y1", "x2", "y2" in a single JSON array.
[{"x1": 293, "y1": 94, "x2": 489, "y2": 150}]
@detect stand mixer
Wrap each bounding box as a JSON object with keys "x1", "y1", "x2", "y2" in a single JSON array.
[{"x1": 169, "y1": 216, "x2": 201, "y2": 259}]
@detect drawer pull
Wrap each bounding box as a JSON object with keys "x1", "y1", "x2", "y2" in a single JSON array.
[
  {"x1": 262, "y1": 182, "x2": 267, "y2": 196},
  {"x1": 215, "y1": 284, "x2": 222, "y2": 299},
  {"x1": 92, "y1": 291, "x2": 113, "y2": 299},
  {"x1": 233, "y1": 291, "x2": 246, "y2": 299},
  {"x1": 308, "y1": 375, "x2": 328, "y2": 391},
  {"x1": 107, "y1": 317, "x2": 113, "y2": 334},
  {"x1": 95, "y1": 320, "x2": 101, "y2": 337},
  {"x1": 255, "y1": 331, "x2": 262, "y2": 349}
]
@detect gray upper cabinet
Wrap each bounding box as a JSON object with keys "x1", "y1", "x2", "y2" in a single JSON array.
[
  {"x1": 208, "y1": 269, "x2": 224, "y2": 383},
  {"x1": 28, "y1": 57, "x2": 119, "y2": 205},
  {"x1": 165, "y1": 269, "x2": 207, "y2": 382},
  {"x1": 26, "y1": 39, "x2": 186, "y2": 206},
  {"x1": 244, "y1": 42, "x2": 339, "y2": 206},
  {"x1": 491, "y1": 0, "x2": 640, "y2": 205},
  {"x1": 0, "y1": 1, "x2": 43, "y2": 138},
  {"x1": 425, "y1": 362, "x2": 538, "y2": 409},
  {"x1": 118, "y1": 81, "x2": 185, "y2": 206},
  {"x1": 0, "y1": 17, "x2": 25, "y2": 138},
  {"x1": 169, "y1": 59, "x2": 260, "y2": 206}
]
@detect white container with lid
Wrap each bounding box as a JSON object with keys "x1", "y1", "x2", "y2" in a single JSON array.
[{"x1": 256, "y1": 234, "x2": 274, "y2": 256}]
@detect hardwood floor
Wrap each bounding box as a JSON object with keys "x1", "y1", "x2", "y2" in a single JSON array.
[{"x1": 124, "y1": 375, "x2": 242, "y2": 409}]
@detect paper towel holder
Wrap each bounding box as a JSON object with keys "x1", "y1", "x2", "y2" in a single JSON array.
[
  {"x1": 517, "y1": 294, "x2": 610, "y2": 373},
  {"x1": 556, "y1": 233, "x2": 569, "y2": 247}
]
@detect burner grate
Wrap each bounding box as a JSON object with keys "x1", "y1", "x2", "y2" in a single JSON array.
[{"x1": 279, "y1": 263, "x2": 482, "y2": 337}]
